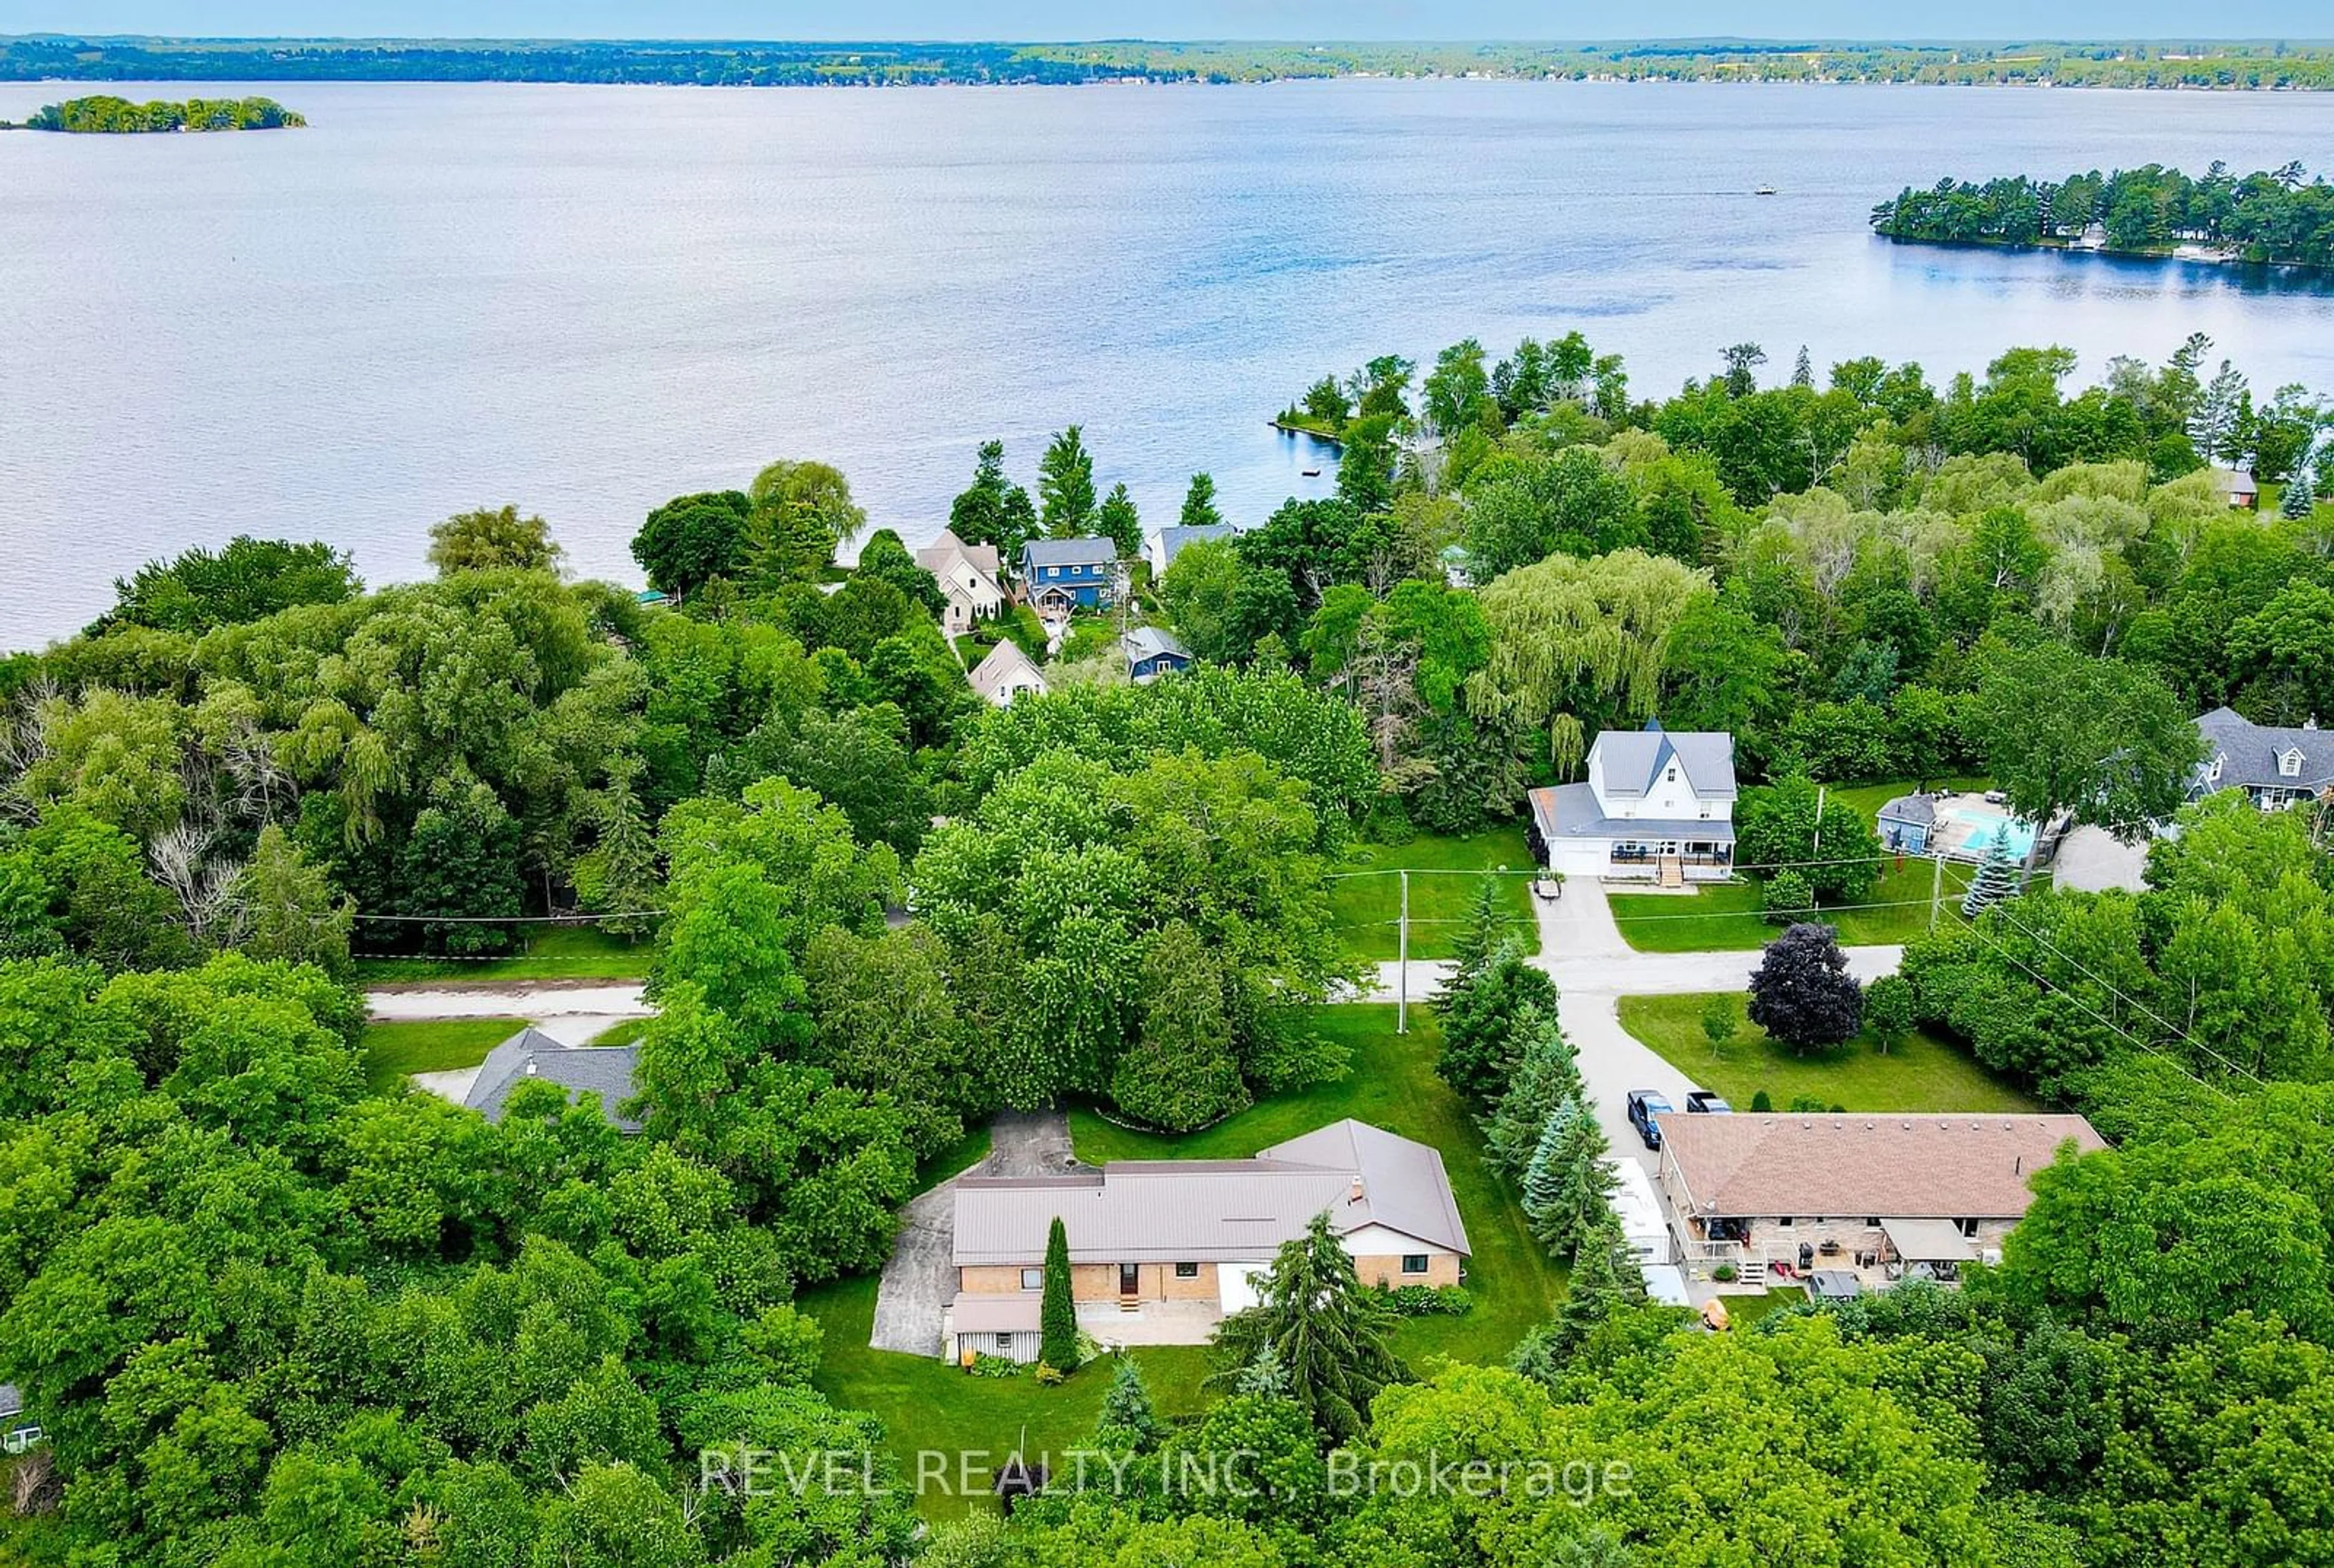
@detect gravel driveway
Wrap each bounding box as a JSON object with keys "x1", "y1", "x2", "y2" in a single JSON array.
[{"x1": 868, "y1": 1109, "x2": 1078, "y2": 1357}]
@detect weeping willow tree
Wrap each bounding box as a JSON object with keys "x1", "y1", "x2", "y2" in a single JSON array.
[{"x1": 1465, "y1": 549, "x2": 1713, "y2": 772}]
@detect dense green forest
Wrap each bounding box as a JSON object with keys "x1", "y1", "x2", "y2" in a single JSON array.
[
  {"x1": 15, "y1": 94, "x2": 304, "y2": 131},
  {"x1": 1873, "y1": 160, "x2": 2334, "y2": 267},
  {"x1": 5, "y1": 34, "x2": 2334, "y2": 89},
  {"x1": 1, "y1": 327, "x2": 2332, "y2": 1564}
]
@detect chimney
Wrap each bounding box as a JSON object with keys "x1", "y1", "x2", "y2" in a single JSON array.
[
  {"x1": 1349, "y1": 1177, "x2": 1365, "y2": 1204},
  {"x1": 525, "y1": 1061, "x2": 538, "y2": 1076}
]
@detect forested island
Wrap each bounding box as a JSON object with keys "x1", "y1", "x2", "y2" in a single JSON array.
[
  {"x1": 4, "y1": 33, "x2": 2334, "y2": 88},
  {"x1": 1, "y1": 323, "x2": 2333, "y2": 1566},
  {"x1": 11, "y1": 94, "x2": 305, "y2": 132},
  {"x1": 1873, "y1": 161, "x2": 2334, "y2": 269}
]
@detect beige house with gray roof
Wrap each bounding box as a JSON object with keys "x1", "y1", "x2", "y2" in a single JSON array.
[{"x1": 943, "y1": 1118, "x2": 1469, "y2": 1360}]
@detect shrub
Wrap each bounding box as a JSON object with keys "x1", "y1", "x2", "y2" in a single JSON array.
[
  {"x1": 1750, "y1": 1089, "x2": 1774, "y2": 1112},
  {"x1": 1787, "y1": 1094, "x2": 1830, "y2": 1113},
  {"x1": 1713, "y1": 1264, "x2": 1739, "y2": 1282},
  {"x1": 1762, "y1": 869, "x2": 1815, "y2": 924},
  {"x1": 968, "y1": 1354, "x2": 1023, "y2": 1379},
  {"x1": 1033, "y1": 1363, "x2": 1065, "y2": 1386},
  {"x1": 1375, "y1": 1283, "x2": 1475, "y2": 1317}
]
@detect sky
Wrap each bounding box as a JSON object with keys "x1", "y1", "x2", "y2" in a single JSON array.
[{"x1": 1, "y1": 2, "x2": 2328, "y2": 43}]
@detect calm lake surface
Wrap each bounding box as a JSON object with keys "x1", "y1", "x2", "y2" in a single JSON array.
[{"x1": 5, "y1": 78, "x2": 2334, "y2": 647}]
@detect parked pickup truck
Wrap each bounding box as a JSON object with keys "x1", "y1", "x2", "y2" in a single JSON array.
[
  {"x1": 1684, "y1": 1090, "x2": 1732, "y2": 1114},
  {"x1": 1625, "y1": 1089, "x2": 1673, "y2": 1150}
]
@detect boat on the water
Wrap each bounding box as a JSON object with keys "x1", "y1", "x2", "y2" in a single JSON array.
[
  {"x1": 1754, "y1": 184, "x2": 1778, "y2": 196},
  {"x1": 1301, "y1": 467, "x2": 1322, "y2": 477}
]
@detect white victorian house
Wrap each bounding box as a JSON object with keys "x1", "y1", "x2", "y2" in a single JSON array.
[
  {"x1": 1527, "y1": 723, "x2": 1736, "y2": 885},
  {"x1": 915, "y1": 529, "x2": 1005, "y2": 636}
]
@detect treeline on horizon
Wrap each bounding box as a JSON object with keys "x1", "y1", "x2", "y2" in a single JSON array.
[
  {"x1": 15, "y1": 93, "x2": 303, "y2": 131},
  {"x1": 5, "y1": 34, "x2": 2334, "y2": 88},
  {"x1": 1873, "y1": 160, "x2": 2334, "y2": 268}
]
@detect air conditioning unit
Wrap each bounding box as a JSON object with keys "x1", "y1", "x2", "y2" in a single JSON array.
[{"x1": 1980, "y1": 1248, "x2": 2002, "y2": 1267}]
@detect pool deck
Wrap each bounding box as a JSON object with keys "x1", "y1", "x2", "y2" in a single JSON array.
[{"x1": 1927, "y1": 793, "x2": 2037, "y2": 862}]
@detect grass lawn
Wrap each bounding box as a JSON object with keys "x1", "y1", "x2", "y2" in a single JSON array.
[
  {"x1": 1329, "y1": 826, "x2": 1538, "y2": 960},
  {"x1": 1070, "y1": 1006, "x2": 1565, "y2": 1366},
  {"x1": 360, "y1": 1017, "x2": 523, "y2": 1092},
  {"x1": 1619, "y1": 992, "x2": 2041, "y2": 1115},
  {"x1": 797, "y1": 1272, "x2": 1213, "y2": 1518},
  {"x1": 1722, "y1": 1287, "x2": 1811, "y2": 1332},
  {"x1": 796, "y1": 1006, "x2": 1565, "y2": 1515},
  {"x1": 355, "y1": 926, "x2": 652, "y2": 985},
  {"x1": 1609, "y1": 773, "x2": 1990, "y2": 952}
]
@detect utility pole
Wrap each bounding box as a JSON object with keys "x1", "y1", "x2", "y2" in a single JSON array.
[
  {"x1": 1929, "y1": 850, "x2": 1944, "y2": 930},
  {"x1": 1812, "y1": 784, "x2": 1826, "y2": 862},
  {"x1": 1397, "y1": 870, "x2": 1410, "y2": 1035}
]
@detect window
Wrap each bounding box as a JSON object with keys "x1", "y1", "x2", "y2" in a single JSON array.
[
  {"x1": 2282, "y1": 749, "x2": 2305, "y2": 778},
  {"x1": 1775, "y1": 1217, "x2": 1794, "y2": 1228},
  {"x1": 1864, "y1": 1217, "x2": 1882, "y2": 1228},
  {"x1": 995, "y1": 1332, "x2": 1013, "y2": 1350},
  {"x1": 1019, "y1": 1267, "x2": 1042, "y2": 1290},
  {"x1": 1955, "y1": 1218, "x2": 1980, "y2": 1239},
  {"x1": 1174, "y1": 1262, "x2": 1200, "y2": 1279},
  {"x1": 1402, "y1": 1254, "x2": 1430, "y2": 1274}
]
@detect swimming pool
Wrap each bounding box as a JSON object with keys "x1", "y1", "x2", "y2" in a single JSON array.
[{"x1": 1938, "y1": 806, "x2": 2036, "y2": 862}]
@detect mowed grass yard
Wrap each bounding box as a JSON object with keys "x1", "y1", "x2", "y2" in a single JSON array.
[
  {"x1": 1329, "y1": 826, "x2": 1539, "y2": 960},
  {"x1": 799, "y1": 1006, "x2": 1565, "y2": 1514},
  {"x1": 1619, "y1": 992, "x2": 2041, "y2": 1115},
  {"x1": 1609, "y1": 775, "x2": 1989, "y2": 952},
  {"x1": 797, "y1": 1274, "x2": 1214, "y2": 1519},
  {"x1": 355, "y1": 925, "x2": 652, "y2": 984},
  {"x1": 359, "y1": 1017, "x2": 523, "y2": 1092}
]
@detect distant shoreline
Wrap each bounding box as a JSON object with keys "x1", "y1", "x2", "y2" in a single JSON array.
[
  {"x1": 4, "y1": 36, "x2": 2332, "y2": 92},
  {"x1": 1875, "y1": 232, "x2": 2333, "y2": 275}
]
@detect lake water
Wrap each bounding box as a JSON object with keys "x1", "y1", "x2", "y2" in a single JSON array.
[{"x1": 5, "y1": 78, "x2": 2334, "y2": 648}]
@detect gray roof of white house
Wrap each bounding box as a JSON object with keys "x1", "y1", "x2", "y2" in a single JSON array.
[
  {"x1": 916, "y1": 528, "x2": 1000, "y2": 579},
  {"x1": 1592, "y1": 726, "x2": 1737, "y2": 800},
  {"x1": 1529, "y1": 782, "x2": 1738, "y2": 845},
  {"x1": 0, "y1": 1385, "x2": 19, "y2": 1420},
  {"x1": 1152, "y1": 524, "x2": 1234, "y2": 569},
  {"x1": 464, "y1": 1027, "x2": 644, "y2": 1132},
  {"x1": 1123, "y1": 626, "x2": 1191, "y2": 663},
  {"x1": 951, "y1": 1118, "x2": 1468, "y2": 1267},
  {"x1": 2209, "y1": 466, "x2": 2258, "y2": 494},
  {"x1": 2195, "y1": 706, "x2": 2334, "y2": 791},
  {"x1": 968, "y1": 638, "x2": 1047, "y2": 701},
  {"x1": 1021, "y1": 536, "x2": 1118, "y2": 569}
]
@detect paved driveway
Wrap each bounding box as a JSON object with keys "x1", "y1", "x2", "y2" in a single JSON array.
[
  {"x1": 1359, "y1": 881, "x2": 1904, "y2": 1169},
  {"x1": 869, "y1": 1109, "x2": 1078, "y2": 1357}
]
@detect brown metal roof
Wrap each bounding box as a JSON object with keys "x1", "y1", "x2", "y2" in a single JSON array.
[
  {"x1": 1657, "y1": 1112, "x2": 2105, "y2": 1220},
  {"x1": 951, "y1": 1118, "x2": 1469, "y2": 1267}
]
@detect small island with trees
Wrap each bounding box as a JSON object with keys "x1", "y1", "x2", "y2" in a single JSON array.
[
  {"x1": 7, "y1": 94, "x2": 306, "y2": 132},
  {"x1": 1871, "y1": 160, "x2": 2334, "y2": 270}
]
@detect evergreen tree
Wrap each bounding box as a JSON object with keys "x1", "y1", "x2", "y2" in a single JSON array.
[
  {"x1": 1436, "y1": 945, "x2": 1558, "y2": 1111},
  {"x1": 1961, "y1": 837, "x2": 2023, "y2": 918},
  {"x1": 1792, "y1": 345, "x2": 1814, "y2": 387},
  {"x1": 1523, "y1": 1098, "x2": 1614, "y2": 1257},
  {"x1": 1235, "y1": 1344, "x2": 1290, "y2": 1397},
  {"x1": 1181, "y1": 472, "x2": 1224, "y2": 531},
  {"x1": 2282, "y1": 464, "x2": 2319, "y2": 520},
  {"x1": 1441, "y1": 875, "x2": 1510, "y2": 1002},
  {"x1": 1039, "y1": 425, "x2": 1098, "y2": 537},
  {"x1": 1040, "y1": 1216, "x2": 1080, "y2": 1373},
  {"x1": 1209, "y1": 1212, "x2": 1405, "y2": 1443},
  {"x1": 1096, "y1": 1357, "x2": 1163, "y2": 1449},
  {"x1": 1484, "y1": 1001, "x2": 1584, "y2": 1179},
  {"x1": 1098, "y1": 481, "x2": 1142, "y2": 558}
]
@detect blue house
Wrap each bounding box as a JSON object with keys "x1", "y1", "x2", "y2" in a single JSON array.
[
  {"x1": 1876, "y1": 792, "x2": 1937, "y2": 854},
  {"x1": 1123, "y1": 626, "x2": 1193, "y2": 683},
  {"x1": 1019, "y1": 537, "x2": 1118, "y2": 612}
]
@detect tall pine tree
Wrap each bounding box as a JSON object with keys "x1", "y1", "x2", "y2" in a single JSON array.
[
  {"x1": 1484, "y1": 1001, "x2": 1585, "y2": 1180},
  {"x1": 1039, "y1": 1216, "x2": 1079, "y2": 1373},
  {"x1": 1961, "y1": 837, "x2": 2023, "y2": 918}
]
